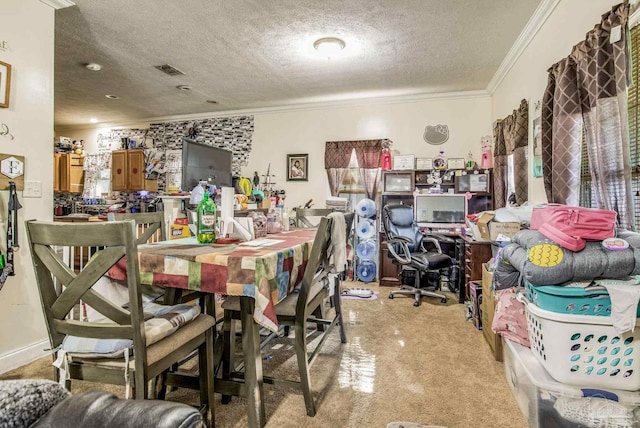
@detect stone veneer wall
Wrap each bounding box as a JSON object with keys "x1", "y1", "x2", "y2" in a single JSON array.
[{"x1": 98, "y1": 115, "x2": 254, "y2": 193}]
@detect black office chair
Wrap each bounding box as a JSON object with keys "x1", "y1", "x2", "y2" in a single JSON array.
[{"x1": 382, "y1": 203, "x2": 457, "y2": 307}]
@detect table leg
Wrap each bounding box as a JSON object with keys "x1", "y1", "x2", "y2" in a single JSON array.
[{"x1": 240, "y1": 296, "x2": 266, "y2": 428}]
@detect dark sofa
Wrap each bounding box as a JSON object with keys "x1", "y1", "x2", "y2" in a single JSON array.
[{"x1": 0, "y1": 379, "x2": 203, "y2": 428}]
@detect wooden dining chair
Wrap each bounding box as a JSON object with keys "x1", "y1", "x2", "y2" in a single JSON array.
[
  {"x1": 294, "y1": 208, "x2": 335, "y2": 228},
  {"x1": 221, "y1": 216, "x2": 347, "y2": 417},
  {"x1": 107, "y1": 211, "x2": 166, "y2": 244},
  {"x1": 26, "y1": 220, "x2": 216, "y2": 426}
]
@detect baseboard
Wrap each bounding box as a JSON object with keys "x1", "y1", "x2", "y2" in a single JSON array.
[{"x1": 0, "y1": 339, "x2": 49, "y2": 375}]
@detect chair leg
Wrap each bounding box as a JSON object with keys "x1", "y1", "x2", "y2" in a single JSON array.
[
  {"x1": 312, "y1": 304, "x2": 326, "y2": 331},
  {"x1": 332, "y1": 277, "x2": 347, "y2": 343},
  {"x1": 294, "y1": 320, "x2": 316, "y2": 417},
  {"x1": 135, "y1": 371, "x2": 147, "y2": 400},
  {"x1": 200, "y1": 328, "x2": 215, "y2": 427},
  {"x1": 221, "y1": 311, "x2": 235, "y2": 405}
]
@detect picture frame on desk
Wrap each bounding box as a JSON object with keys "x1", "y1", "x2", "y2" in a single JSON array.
[
  {"x1": 456, "y1": 172, "x2": 490, "y2": 193},
  {"x1": 393, "y1": 154, "x2": 415, "y2": 170},
  {"x1": 415, "y1": 157, "x2": 433, "y2": 170}
]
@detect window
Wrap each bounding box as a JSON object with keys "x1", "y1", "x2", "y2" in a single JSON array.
[{"x1": 580, "y1": 24, "x2": 640, "y2": 229}]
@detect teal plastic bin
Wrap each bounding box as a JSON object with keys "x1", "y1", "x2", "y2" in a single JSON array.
[{"x1": 525, "y1": 281, "x2": 640, "y2": 317}]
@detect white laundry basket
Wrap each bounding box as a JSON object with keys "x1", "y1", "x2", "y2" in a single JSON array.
[{"x1": 521, "y1": 295, "x2": 640, "y2": 391}]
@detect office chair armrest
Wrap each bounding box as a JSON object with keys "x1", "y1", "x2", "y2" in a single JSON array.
[
  {"x1": 386, "y1": 236, "x2": 412, "y2": 265},
  {"x1": 420, "y1": 236, "x2": 443, "y2": 253}
]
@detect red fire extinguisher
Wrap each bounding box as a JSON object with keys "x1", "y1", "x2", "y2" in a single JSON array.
[{"x1": 381, "y1": 148, "x2": 392, "y2": 171}]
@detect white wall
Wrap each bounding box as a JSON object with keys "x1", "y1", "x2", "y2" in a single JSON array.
[
  {"x1": 61, "y1": 95, "x2": 492, "y2": 211},
  {"x1": 247, "y1": 95, "x2": 492, "y2": 209},
  {"x1": 491, "y1": 0, "x2": 624, "y2": 205},
  {"x1": 0, "y1": 0, "x2": 54, "y2": 373}
]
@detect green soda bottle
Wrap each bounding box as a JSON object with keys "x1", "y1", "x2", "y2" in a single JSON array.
[{"x1": 196, "y1": 192, "x2": 217, "y2": 244}]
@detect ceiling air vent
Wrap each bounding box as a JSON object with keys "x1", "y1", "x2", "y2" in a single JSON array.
[{"x1": 154, "y1": 64, "x2": 185, "y2": 76}]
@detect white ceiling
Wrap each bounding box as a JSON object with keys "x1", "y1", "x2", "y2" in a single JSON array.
[{"x1": 53, "y1": 0, "x2": 542, "y2": 127}]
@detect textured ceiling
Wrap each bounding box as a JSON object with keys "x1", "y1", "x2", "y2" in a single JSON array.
[{"x1": 54, "y1": 0, "x2": 542, "y2": 127}]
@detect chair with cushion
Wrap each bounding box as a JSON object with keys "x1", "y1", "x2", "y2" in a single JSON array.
[
  {"x1": 25, "y1": 220, "x2": 215, "y2": 426},
  {"x1": 382, "y1": 204, "x2": 457, "y2": 307},
  {"x1": 221, "y1": 215, "x2": 345, "y2": 416}
]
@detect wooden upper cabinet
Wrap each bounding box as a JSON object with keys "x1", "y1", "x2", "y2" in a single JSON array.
[
  {"x1": 54, "y1": 153, "x2": 61, "y2": 192},
  {"x1": 110, "y1": 149, "x2": 156, "y2": 192},
  {"x1": 111, "y1": 150, "x2": 128, "y2": 191},
  {"x1": 69, "y1": 155, "x2": 85, "y2": 193},
  {"x1": 54, "y1": 153, "x2": 80, "y2": 193},
  {"x1": 127, "y1": 149, "x2": 145, "y2": 190}
]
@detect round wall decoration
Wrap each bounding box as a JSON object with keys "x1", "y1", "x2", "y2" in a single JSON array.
[{"x1": 423, "y1": 124, "x2": 449, "y2": 145}]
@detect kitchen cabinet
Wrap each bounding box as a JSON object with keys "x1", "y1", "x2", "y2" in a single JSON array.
[
  {"x1": 54, "y1": 153, "x2": 84, "y2": 193},
  {"x1": 111, "y1": 149, "x2": 157, "y2": 192}
]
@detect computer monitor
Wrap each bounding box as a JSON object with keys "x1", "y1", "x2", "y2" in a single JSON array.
[{"x1": 415, "y1": 194, "x2": 467, "y2": 229}]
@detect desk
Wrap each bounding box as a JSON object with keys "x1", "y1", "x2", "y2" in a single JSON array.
[{"x1": 109, "y1": 229, "x2": 316, "y2": 427}]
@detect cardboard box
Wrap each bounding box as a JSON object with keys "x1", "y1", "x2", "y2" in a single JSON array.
[
  {"x1": 476, "y1": 212, "x2": 495, "y2": 240},
  {"x1": 480, "y1": 263, "x2": 503, "y2": 361},
  {"x1": 489, "y1": 222, "x2": 520, "y2": 241},
  {"x1": 468, "y1": 281, "x2": 482, "y2": 330},
  {"x1": 170, "y1": 224, "x2": 191, "y2": 240}
]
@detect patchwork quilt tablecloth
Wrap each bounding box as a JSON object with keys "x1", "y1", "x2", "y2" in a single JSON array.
[{"x1": 108, "y1": 229, "x2": 316, "y2": 332}]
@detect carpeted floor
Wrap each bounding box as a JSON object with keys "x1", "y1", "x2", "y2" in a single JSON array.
[{"x1": 0, "y1": 281, "x2": 526, "y2": 428}]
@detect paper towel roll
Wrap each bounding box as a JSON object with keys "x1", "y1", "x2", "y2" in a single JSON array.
[{"x1": 221, "y1": 187, "x2": 235, "y2": 236}]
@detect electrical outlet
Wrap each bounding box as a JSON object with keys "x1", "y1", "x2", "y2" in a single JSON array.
[{"x1": 23, "y1": 181, "x2": 42, "y2": 198}]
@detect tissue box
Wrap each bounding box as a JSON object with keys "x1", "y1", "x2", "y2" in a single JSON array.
[{"x1": 170, "y1": 224, "x2": 191, "y2": 240}]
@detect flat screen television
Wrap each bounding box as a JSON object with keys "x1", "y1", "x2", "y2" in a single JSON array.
[
  {"x1": 181, "y1": 138, "x2": 232, "y2": 191},
  {"x1": 415, "y1": 194, "x2": 467, "y2": 229}
]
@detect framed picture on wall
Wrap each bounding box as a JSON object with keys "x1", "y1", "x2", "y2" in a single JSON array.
[
  {"x1": 287, "y1": 154, "x2": 308, "y2": 181},
  {"x1": 0, "y1": 61, "x2": 12, "y2": 109},
  {"x1": 393, "y1": 154, "x2": 415, "y2": 170},
  {"x1": 415, "y1": 157, "x2": 433, "y2": 170}
]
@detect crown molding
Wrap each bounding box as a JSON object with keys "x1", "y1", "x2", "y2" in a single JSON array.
[
  {"x1": 631, "y1": 1, "x2": 640, "y2": 27},
  {"x1": 39, "y1": 0, "x2": 75, "y2": 9},
  {"x1": 486, "y1": 0, "x2": 561, "y2": 95},
  {"x1": 56, "y1": 89, "x2": 490, "y2": 130}
]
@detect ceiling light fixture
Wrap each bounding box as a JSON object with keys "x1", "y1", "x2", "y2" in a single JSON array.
[
  {"x1": 85, "y1": 63, "x2": 102, "y2": 71},
  {"x1": 105, "y1": 94, "x2": 119, "y2": 99},
  {"x1": 176, "y1": 85, "x2": 192, "y2": 91},
  {"x1": 90, "y1": 118, "x2": 98, "y2": 123},
  {"x1": 313, "y1": 37, "x2": 346, "y2": 58}
]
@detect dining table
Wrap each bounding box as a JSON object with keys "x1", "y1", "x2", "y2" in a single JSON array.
[{"x1": 108, "y1": 228, "x2": 317, "y2": 428}]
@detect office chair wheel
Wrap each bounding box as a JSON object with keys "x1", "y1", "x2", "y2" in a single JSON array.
[
  {"x1": 388, "y1": 293, "x2": 394, "y2": 299},
  {"x1": 441, "y1": 297, "x2": 448, "y2": 304},
  {"x1": 413, "y1": 301, "x2": 420, "y2": 307}
]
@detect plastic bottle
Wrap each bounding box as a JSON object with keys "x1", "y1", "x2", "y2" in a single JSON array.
[
  {"x1": 190, "y1": 181, "x2": 205, "y2": 205},
  {"x1": 196, "y1": 192, "x2": 217, "y2": 244},
  {"x1": 282, "y1": 205, "x2": 290, "y2": 232}
]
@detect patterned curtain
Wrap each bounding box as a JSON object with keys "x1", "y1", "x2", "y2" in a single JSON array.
[
  {"x1": 325, "y1": 139, "x2": 384, "y2": 199},
  {"x1": 493, "y1": 99, "x2": 529, "y2": 207},
  {"x1": 541, "y1": 57, "x2": 583, "y2": 205},
  {"x1": 503, "y1": 99, "x2": 529, "y2": 205},
  {"x1": 493, "y1": 121, "x2": 507, "y2": 209},
  {"x1": 542, "y1": 3, "x2": 634, "y2": 230},
  {"x1": 325, "y1": 141, "x2": 355, "y2": 196},
  {"x1": 575, "y1": 3, "x2": 634, "y2": 230},
  {"x1": 353, "y1": 140, "x2": 383, "y2": 200}
]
